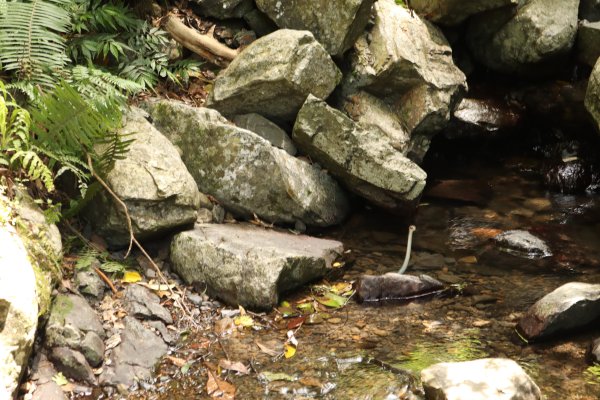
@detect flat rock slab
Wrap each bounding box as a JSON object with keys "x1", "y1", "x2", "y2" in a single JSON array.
[
  {"x1": 124, "y1": 284, "x2": 173, "y2": 324},
  {"x1": 356, "y1": 273, "x2": 444, "y2": 302},
  {"x1": 493, "y1": 230, "x2": 552, "y2": 259},
  {"x1": 170, "y1": 224, "x2": 344, "y2": 309},
  {"x1": 517, "y1": 282, "x2": 600, "y2": 340},
  {"x1": 421, "y1": 358, "x2": 542, "y2": 400}
]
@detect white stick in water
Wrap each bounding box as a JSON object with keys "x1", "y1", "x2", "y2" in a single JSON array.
[{"x1": 398, "y1": 225, "x2": 416, "y2": 274}]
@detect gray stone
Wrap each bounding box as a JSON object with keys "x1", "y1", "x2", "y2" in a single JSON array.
[
  {"x1": 255, "y1": 0, "x2": 374, "y2": 56},
  {"x1": 581, "y1": 0, "x2": 600, "y2": 21},
  {"x1": 589, "y1": 337, "x2": 600, "y2": 363},
  {"x1": 410, "y1": 0, "x2": 518, "y2": 26},
  {"x1": 293, "y1": 95, "x2": 427, "y2": 214},
  {"x1": 586, "y1": 59, "x2": 600, "y2": 133},
  {"x1": 190, "y1": 0, "x2": 254, "y2": 19},
  {"x1": 29, "y1": 354, "x2": 67, "y2": 400},
  {"x1": 577, "y1": 20, "x2": 600, "y2": 67},
  {"x1": 243, "y1": 8, "x2": 277, "y2": 36},
  {"x1": 45, "y1": 294, "x2": 106, "y2": 351},
  {"x1": 75, "y1": 268, "x2": 106, "y2": 299},
  {"x1": 170, "y1": 223, "x2": 344, "y2": 309},
  {"x1": 233, "y1": 113, "x2": 297, "y2": 155},
  {"x1": 517, "y1": 282, "x2": 600, "y2": 340},
  {"x1": 196, "y1": 208, "x2": 213, "y2": 223},
  {"x1": 49, "y1": 347, "x2": 95, "y2": 385},
  {"x1": 147, "y1": 320, "x2": 178, "y2": 345},
  {"x1": 467, "y1": 0, "x2": 579, "y2": 75},
  {"x1": 421, "y1": 358, "x2": 542, "y2": 400},
  {"x1": 493, "y1": 230, "x2": 552, "y2": 259},
  {"x1": 342, "y1": 0, "x2": 466, "y2": 147},
  {"x1": 144, "y1": 99, "x2": 349, "y2": 227},
  {"x1": 205, "y1": 29, "x2": 341, "y2": 121},
  {"x1": 80, "y1": 331, "x2": 105, "y2": 368},
  {"x1": 124, "y1": 284, "x2": 173, "y2": 324},
  {"x1": 100, "y1": 317, "x2": 168, "y2": 387},
  {"x1": 86, "y1": 107, "x2": 200, "y2": 247}
]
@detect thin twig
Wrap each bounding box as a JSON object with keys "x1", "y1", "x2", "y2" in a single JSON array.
[{"x1": 94, "y1": 266, "x2": 118, "y2": 294}]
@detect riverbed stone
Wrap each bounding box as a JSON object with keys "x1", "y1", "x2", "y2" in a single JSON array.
[
  {"x1": 28, "y1": 353, "x2": 67, "y2": 400},
  {"x1": 190, "y1": 0, "x2": 254, "y2": 19},
  {"x1": 293, "y1": 95, "x2": 427, "y2": 214},
  {"x1": 517, "y1": 282, "x2": 600, "y2": 340},
  {"x1": 205, "y1": 29, "x2": 340, "y2": 121},
  {"x1": 342, "y1": 0, "x2": 466, "y2": 148},
  {"x1": 75, "y1": 267, "x2": 106, "y2": 300},
  {"x1": 588, "y1": 337, "x2": 600, "y2": 363},
  {"x1": 255, "y1": 0, "x2": 374, "y2": 56},
  {"x1": 410, "y1": 0, "x2": 518, "y2": 26},
  {"x1": 421, "y1": 358, "x2": 542, "y2": 400},
  {"x1": 49, "y1": 347, "x2": 96, "y2": 384},
  {"x1": 86, "y1": 107, "x2": 201, "y2": 247},
  {"x1": 467, "y1": 0, "x2": 579, "y2": 75},
  {"x1": 577, "y1": 20, "x2": 600, "y2": 67},
  {"x1": 232, "y1": 113, "x2": 297, "y2": 155},
  {"x1": 144, "y1": 99, "x2": 349, "y2": 227},
  {"x1": 124, "y1": 284, "x2": 173, "y2": 324},
  {"x1": 493, "y1": 230, "x2": 552, "y2": 259},
  {"x1": 99, "y1": 317, "x2": 170, "y2": 387},
  {"x1": 170, "y1": 223, "x2": 344, "y2": 309},
  {"x1": 80, "y1": 331, "x2": 105, "y2": 368}
]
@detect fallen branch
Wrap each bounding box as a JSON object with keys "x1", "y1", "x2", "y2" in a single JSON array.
[
  {"x1": 163, "y1": 16, "x2": 238, "y2": 67},
  {"x1": 94, "y1": 266, "x2": 118, "y2": 294}
]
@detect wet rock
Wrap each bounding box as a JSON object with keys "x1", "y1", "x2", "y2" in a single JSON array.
[
  {"x1": 86, "y1": 108, "x2": 200, "y2": 247},
  {"x1": 585, "y1": 58, "x2": 600, "y2": 133},
  {"x1": 411, "y1": 0, "x2": 518, "y2": 26},
  {"x1": 446, "y1": 98, "x2": 522, "y2": 138},
  {"x1": 232, "y1": 113, "x2": 297, "y2": 155},
  {"x1": 587, "y1": 337, "x2": 600, "y2": 363},
  {"x1": 544, "y1": 160, "x2": 592, "y2": 194},
  {"x1": 581, "y1": 0, "x2": 600, "y2": 21},
  {"x1": 124, "y1": 284, "x2": 173, "y2": 324},
  {"x1": 190, "y1": 0, "x2": 254, "y2": 19},
  {"x1": 100, "y1": 317, "x2": 168, "y2": 388},
  {"x1": 355, "y1": 274, "x2": 444, "y2": 302},
  {"x1": 170, "y1": 223, "x2": 344, "y2": 309},
  {"x1": 45, "y1": 294, "x2": 106, "y2": 367},
  {"x1": 467, "y1": 0, "x2": 579, "y2": 75},
  {"x1": 517, "y1": 282, "x2": 600, "y2": 340},
  {"x1": 577, "y1": 20, "x2": 600, "y2": 67},
  {"x1": 421, "y1": 358, "x2": 542, "y2": 400},
  {"x1": 293, "y1": 95, "x2": 427, "y2": 215},
  {"x1": 205, "y1": 29, "x2": 340, "y2": 121},
  {"x1": 144, "y1": 99, "x2": 349, "y2": 227},
  {"x1": 80, "y1": 331, "x2": 105, "y2": 368},
  {"x1": 49, "y1": 347, "x2": 95, "y2": 385},
  {"x1": 342, "y1": 0, "x2": 466, "y2": 149},
  {"x1": 493, "y1": 230, "x2": 552, "y2": 259},
  {"x1": 75, "y1": 267, "x2": 106, "y2": 300},
  {"x1": 255, "y1": 0, "x2": 374, "y2": 56}
]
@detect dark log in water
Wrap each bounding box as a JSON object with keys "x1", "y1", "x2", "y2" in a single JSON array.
[{"x1": 355, "y1": 273, "x2": 445, "y2": 302}]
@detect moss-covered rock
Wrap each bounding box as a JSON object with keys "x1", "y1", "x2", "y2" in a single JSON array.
[{"x1": 585, "y1": 59, "x2": 600, "y2": 133}]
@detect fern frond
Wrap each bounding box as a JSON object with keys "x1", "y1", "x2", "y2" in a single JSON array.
[
  {"x1": 0, "y1": 0, "x2": 72, "y2": 86},
  {"x1": 100, "y1": 261, "x2": 126, "y2": 274},
  {"x1": 11, "y1": 149, "x2": 55, "y2": 191}
]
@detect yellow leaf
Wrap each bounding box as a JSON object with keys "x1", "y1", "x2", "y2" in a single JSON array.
[
  {"x1": 284, "y1": 343, "x2": 296, "y2": 359},
  {"x1": 234, "y1": 315, "x2": 254, "y2": 327},
  {"x1": 121, "y1": 271, "x2": 142, "y2": 283}
]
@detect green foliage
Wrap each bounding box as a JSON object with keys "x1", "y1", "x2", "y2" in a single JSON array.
[
  {"x1": 75, "y1": 247, "x2": 127, "y2": 274},
  {"x1": 585, "y1": 364, "x2": 600, "y2": 385},
  {"x1": 395, "y1": 0, "x2": 406, "y2": 6}
]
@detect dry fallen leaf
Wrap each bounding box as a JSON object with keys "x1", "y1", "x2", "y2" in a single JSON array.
[
  {"x1": 255, "y1": 340, "x2": 282, "y2": 357},
  {"x1": 218, "y1": 359, "x2": 250, "y2": 375},
  {"x1": 166, "y1": 356, "x2": 187, "y2": 368},
  {"x1": 215, "y1": 317, "x2": 235, "y2": 335},
  {"x1": 206, "y1": 369, "x2": 235, "y2": 400}
]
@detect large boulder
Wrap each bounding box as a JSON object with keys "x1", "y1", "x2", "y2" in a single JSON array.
[
  {"x1": 577, "y1": 20, "x2": 600, "y2": 67},
  {"x1": 86, "y1": 108, "x2": 201, "y2": 247},
  {"x1": 205, "y1": 29, "x2": 341, "y2": 122},
  {"x1": 0, "y1": 190, "x2": 61, "y2": 399},
  {"x1": 585, "y1": 59, "x2": 600, "y2": 133},
  {"x1": 517, "y1": 282, "x2": 600, "y2": 340},
  {"x1": 190, "y1": 0, "x2": 254, "y2": 19},
  {"x1": 410, "y1": 0, "x2": 518, "y2": 26},
  {"x1": 232, "y1": 113, "x2": 297, "y2": 156},
  {"x1": 170, "y1": 223, "x2": 344, "y2": 309},
  {"x1": 421, "y1": 358, "x2": 542, "y2": 400},
  {"x1": 255, "y1": 0, "x2": 374, "y2": 56},
  {"x1": 467, "y1": 0, "x2": 580, "y2": 75},
  {"x1": 293, "y1": 95, "x2": 427, "y2": 214},
  {"x1": 341, "y1": 0, "x2": 466, "y2": 157},
  {"x1": 144, "y1": 99, "x2": 349, "y2": 227}
]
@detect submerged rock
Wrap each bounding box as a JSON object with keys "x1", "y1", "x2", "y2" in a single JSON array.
[
  {"x1": 544, "y1": 160, "x2": 592, "y2": 194},
  {"x1": 293, "y1": 96, "x2": 427, "y2": 215},
  {"x1": 206, "y1": 29, "x2": 340, "y2": 121},
  {"x1": 255, "y1": 0, "x2": 374, "y2": 56},
  {"x1": 170, "y1": 223, "x2": 344, "y2": 309},
  {"x1": 493, "y1": 230, "x2": 552, "y2": 259},
  {"x1": 517, "y1": 282, "x2": 600, "y2": 340},
  {"x1": 585, "y1": 58, "x2": 600, "y2": 133},
  {"x1": 421, "y1": 358, "x2": 542, "y2": 400},
  {"x1": 144, "y1": 99, "x2": 349, "y2": 228},
  {"x1": 577, "y1": 20, "x2": 600, "y2": 67},
  {"x1": 467, "y1": 0, "x2": 579, "y2": 75},
  {"x1": 410, "y1": 0, "x2": 518, "y2": 26},
  {"x1": 86, "y1": 108, "x2": 200, "y2": 247},
  {"x1": 355, "y1": 274, "x2": 444, "y2": 302}
]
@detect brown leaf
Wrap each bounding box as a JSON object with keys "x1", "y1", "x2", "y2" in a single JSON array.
[
  {"x1": 218, "y1": 359, "x2": 250, "y2": 375},
  {"x1": 286, "y1": 316, "x2": 306, "y2": 330},
  {"x1": 166, "y1": 356, "x2": 187, "y2": 368},
  {"x1": 470, "y1": 227, "x2": 502, "y2": 239},
  {"x1": 206, "y1": 370, "x2": 235, "y2": 399},
  {"x1": 255, "y1": 340, "x2": 282, "y2": 357}
]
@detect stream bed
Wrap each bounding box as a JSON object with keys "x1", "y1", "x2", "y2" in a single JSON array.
[{"x1": 126, "y1": 152, "x2": 600, "y2": 400}]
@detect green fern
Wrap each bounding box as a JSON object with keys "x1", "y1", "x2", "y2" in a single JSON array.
[{"x1": 0, "y1": 0, "x2": 72, "y2": 87}]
